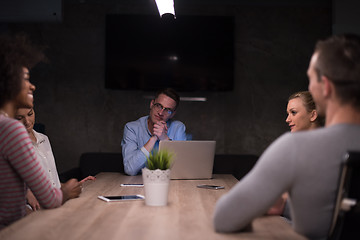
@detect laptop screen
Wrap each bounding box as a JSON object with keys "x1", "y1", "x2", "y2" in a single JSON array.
[{"x1": 159, "y1": 140, "x2": 216, "y2": 179}]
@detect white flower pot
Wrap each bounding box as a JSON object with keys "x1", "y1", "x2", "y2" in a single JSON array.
[{"x1": 142, "y1": 168, "x2": 171, "y2": 206}]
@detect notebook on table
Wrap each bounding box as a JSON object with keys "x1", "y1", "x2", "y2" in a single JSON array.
[{"x1": 159, "y1": 140, "x2": 216, "y2": 180}]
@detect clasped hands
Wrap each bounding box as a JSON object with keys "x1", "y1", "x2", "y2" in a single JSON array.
[{"x1": 152, "y1": 121, "x2": 169, "y2": 141}]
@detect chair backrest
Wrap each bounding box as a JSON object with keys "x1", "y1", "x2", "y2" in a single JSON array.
[
  {"x1": 212, "y1": 154, "x2": 258, "y2": 180},
  {"x1": 328, "y1": 151, "x2": 360, "y2": 240},
  {"x1": 79, "y1": 152, "x2": 124, "y2": 178}
]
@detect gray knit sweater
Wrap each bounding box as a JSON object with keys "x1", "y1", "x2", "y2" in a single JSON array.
[{"x1": 213, "y1": 124, "x2": 360, "y2": 240}]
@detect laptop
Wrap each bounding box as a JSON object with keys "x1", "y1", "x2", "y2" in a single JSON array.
[{"x1": 159, "y1": 140, "x2": 216, "y2": 180}]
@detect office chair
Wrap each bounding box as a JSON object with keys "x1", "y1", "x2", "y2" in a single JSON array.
[
  {"x1": 212, "y1": 154, "x2": 258, "y2": 180},
  {"x1": 79, "y1": 152, "x2": 124, "y2": 178},
  {"x1": 328, "y1": 151, "x2": 360, "y2": 240}
]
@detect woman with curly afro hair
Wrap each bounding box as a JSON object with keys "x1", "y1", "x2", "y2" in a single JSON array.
[{"x1": 0, "y1": 33, "x2": 81, "y2": 229}]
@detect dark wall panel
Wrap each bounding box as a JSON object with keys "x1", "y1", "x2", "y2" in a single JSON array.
[{"x1": 2, "y1": 0, "x2": 331, "y2": 173}]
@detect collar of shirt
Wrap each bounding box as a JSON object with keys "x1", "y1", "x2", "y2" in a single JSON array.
[{"x1": 32, "y1": 130, "x2": 46, "y2": 145}]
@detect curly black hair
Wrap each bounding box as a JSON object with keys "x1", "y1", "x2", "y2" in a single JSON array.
[{"x1": 0, "y1": 33, "x2": 46, "y2": 107}]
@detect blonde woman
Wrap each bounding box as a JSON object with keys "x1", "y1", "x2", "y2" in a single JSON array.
[
  {"x1": 286, "y1": 91, "x2": 324, "y2": 132},
  {"x1": 15, "y1": 107, "x2": 96, "y2": 211},
  {"x1": 267, "y1": 91, "x2": 324, "y2": 216}
]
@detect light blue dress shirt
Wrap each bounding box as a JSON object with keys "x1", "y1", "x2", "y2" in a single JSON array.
[{"x1": 121, "y1": 116, "x2": 187, "y2": 175}]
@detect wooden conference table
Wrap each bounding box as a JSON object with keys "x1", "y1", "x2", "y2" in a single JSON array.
[{"x1": 0, "y1": 172, "x2": 307, "y2": 240}]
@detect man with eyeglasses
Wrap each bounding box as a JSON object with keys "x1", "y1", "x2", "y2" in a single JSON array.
[{"x1": 121, "y1": 88, "x2": 187, "y2": 175}]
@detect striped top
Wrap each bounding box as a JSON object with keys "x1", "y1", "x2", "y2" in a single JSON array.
[{"x1": 0, "y1": 115, "x2": 63, "y2": 229}]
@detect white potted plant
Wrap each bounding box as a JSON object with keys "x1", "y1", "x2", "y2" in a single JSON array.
[{"x1": 142, "y1": 149, "x2": 173, "y2": 206}]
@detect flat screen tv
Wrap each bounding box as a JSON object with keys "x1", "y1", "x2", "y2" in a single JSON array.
[{"x1": 105, "y1": 14, "x2": 234, "y2": 92}]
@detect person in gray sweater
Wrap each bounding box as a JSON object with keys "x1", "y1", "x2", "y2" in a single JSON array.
[
  {"x1": 267, "y1": 91, "x2": 324, "y2": 218},
  {"x1": 213, "y1": 34, "x2": 360, "y2": 240}
]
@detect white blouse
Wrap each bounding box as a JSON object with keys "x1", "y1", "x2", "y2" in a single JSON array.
[{"x1": 32, "y1": 130, "x2": 61, "y2": 189}]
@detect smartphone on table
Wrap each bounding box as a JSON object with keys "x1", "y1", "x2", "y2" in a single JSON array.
[
  {"x1": 197, "y1": 184, "x2": 225, "y2": 190},
  {"x1": 120, "y1": 184, "x2": 144, "y2": 187},
  {"x1": 98, "y1": 195, "x2": 145, "y2": 202}
]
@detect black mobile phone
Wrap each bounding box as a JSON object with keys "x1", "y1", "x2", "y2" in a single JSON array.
[
  {"x1": 97, "y1": 195, "x2": 145, "y2": 202},
  {"x1": 197, "y1": 184, "x2": 225, "y2": 190}
]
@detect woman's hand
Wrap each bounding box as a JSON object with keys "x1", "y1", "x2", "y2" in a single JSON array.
[
  {"x1": 26, "y1": 189, "x2": 41, "y2": 211},
  {"x1": 80, "y1": 176, "x2": 96, "y2": 184}
]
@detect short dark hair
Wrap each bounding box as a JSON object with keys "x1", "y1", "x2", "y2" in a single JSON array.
[
  {"x1": 0, "y1": 33, "x2": 46, "y2": 107},
  {"x1": 154, "y1": 88, "x2": 180, "y2": 110},
  {"x1": 314, "y1": 34, "x2": 360, "y2": 109}
]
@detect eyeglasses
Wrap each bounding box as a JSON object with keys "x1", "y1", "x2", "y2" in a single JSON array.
[{"x1": 152, "y1": 102, "x2": 174, "y2": 116}]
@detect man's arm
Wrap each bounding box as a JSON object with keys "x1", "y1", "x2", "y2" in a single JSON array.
[
  {"x1": 168, "y1": 121, "x2": 187, "y2": 141},
  {"x1": 213, "y1": 133, "x2": 296, "y2": 232},
  {"x1": 143, "y1": 135, "x2": 158, "y2": 153},
  {"x1": 121, "y1": 124, "x2": 150, "y2": 176}
]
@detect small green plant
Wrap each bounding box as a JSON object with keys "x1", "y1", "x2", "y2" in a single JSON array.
[{"x1": 146, "y1": 149, "x2": 174, "y2": 170}]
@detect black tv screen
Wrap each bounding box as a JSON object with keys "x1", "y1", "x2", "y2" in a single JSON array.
[{"x1": 105, "y1": 14, "x2": 234, "y2": 92}]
